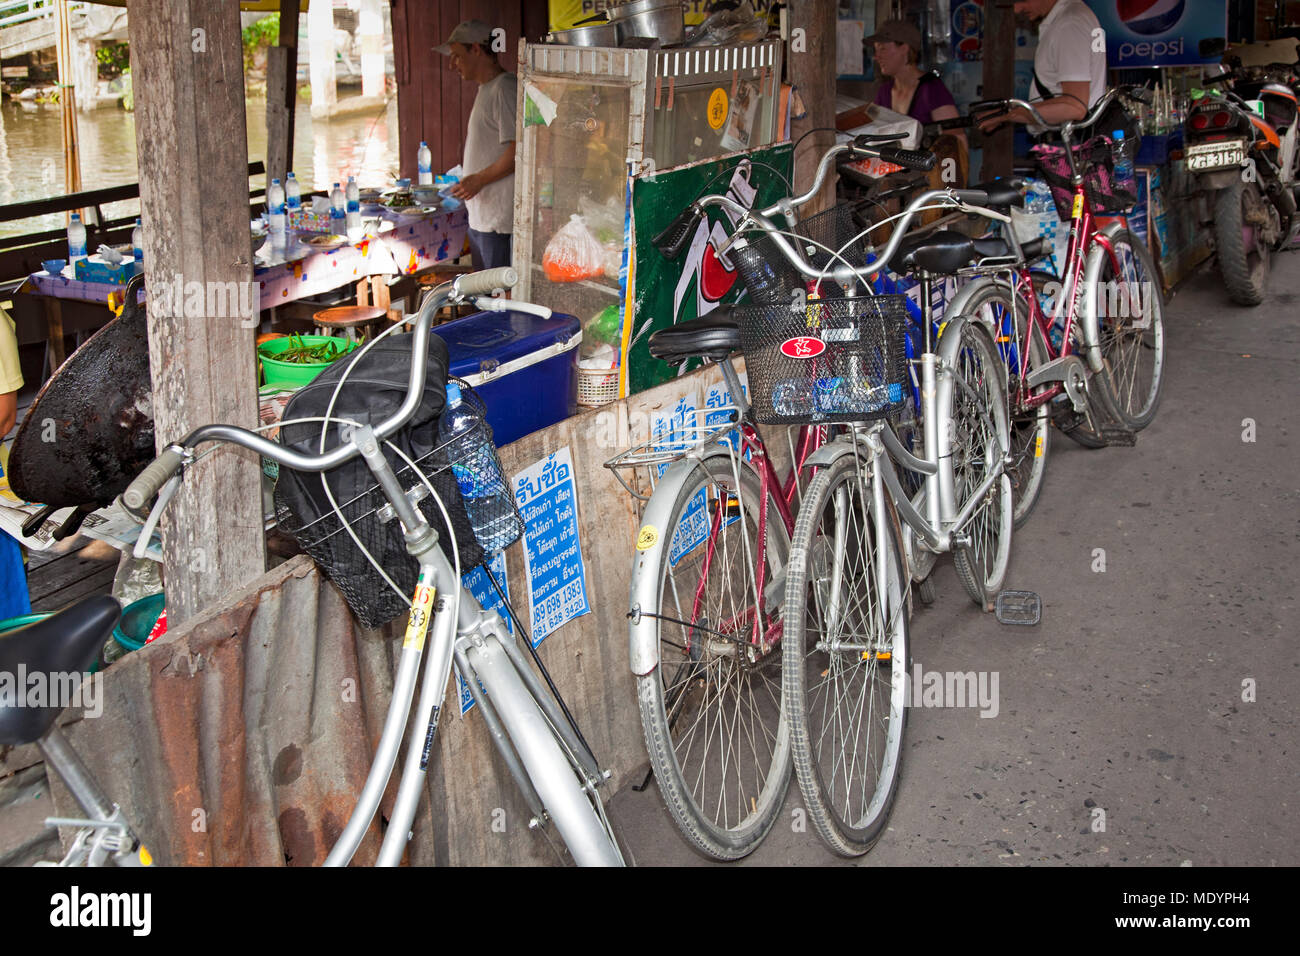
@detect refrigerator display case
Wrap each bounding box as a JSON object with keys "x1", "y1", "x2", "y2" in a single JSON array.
[{"x1": 513, "y1": 40, "x2": 784, "y2": 392}]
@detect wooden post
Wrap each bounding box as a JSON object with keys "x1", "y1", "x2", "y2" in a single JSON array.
[
  {"x1": 55, "y1": 0, "x2": 82, "y2": 219},
  {"x1": 266, "y1": 0, "x2": 302, "y2": 186},
  {"x1": 981, "y1": 0, "x2": 1015, "y2": 182},
  {"x1": 358, "y1": 0, "x2": 384, "y2": 101},
  {"x1": 787, "y1": 0, "x2": 837, "y2": 215},
  {"x1": 127, "y1": 0, "x2": 265, "y2": 627}
]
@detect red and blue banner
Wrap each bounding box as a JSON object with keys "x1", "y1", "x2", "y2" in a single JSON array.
[{"x1": 1085, "y1": 0, "x2": 1229, "y2": 68}]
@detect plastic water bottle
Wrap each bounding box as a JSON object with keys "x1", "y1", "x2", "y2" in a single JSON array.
[
  {"x1": 66, "y1": 212, "x2": 87, "y2": 264},
  {"x1": 285, "y1": 171, "x2": 302, "y2": 211},
  {"x1": 1112, "y1": 130, "x2": 1135, "y2": 191},
  {"x1": 131, "y1": 217, "x2": 143, "y2": 262},
  {"x1": 329, "y1": 182, "x2": 346, "y2": 233},
  {"x1": 771, "y1": 379, "x2": 813, "y2": 417},
  {"x1": 267, "y1": 178, "x2": 286, "y2": 245},
  {"x1": 345, "y1": 175, "x2": 361, "y2": 241},
  {"x1": 418, "y1": 141, "x2": 433, "y2": 186},
  {"x1": 439, "y1": 384, "x2": 517, "y2": 554}
]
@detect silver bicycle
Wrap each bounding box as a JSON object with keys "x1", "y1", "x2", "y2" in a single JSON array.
[{"x1": 24, "y1": 267, "x2": 624, "y2": 866}]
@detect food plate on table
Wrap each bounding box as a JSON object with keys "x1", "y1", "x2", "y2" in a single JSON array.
[{"x1": 303, "y1": 233, "x2": 348, "y2": 251}]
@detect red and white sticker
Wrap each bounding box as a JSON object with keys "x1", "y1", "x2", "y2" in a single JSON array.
[{"x1": 780, "y1": 336, "x2": 826, "y2": 359}]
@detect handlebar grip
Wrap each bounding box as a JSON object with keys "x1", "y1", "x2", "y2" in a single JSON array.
[
  {"x1": 122, "y1": 446, "x2": 185, "y2": 515},
  {"x1": 877, "y1": 145, "x2": 937, "y2": 172},
  {"x1": 652, "y1": 205, "x2": 703, "y2": 261},
  {"x1": 455, "y1": 267, "x2": 518, "y2": 296},
  {"x1": 951, "y1": 189, "x2": 990, "y2": 205}
]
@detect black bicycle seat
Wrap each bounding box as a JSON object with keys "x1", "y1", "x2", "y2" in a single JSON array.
[
  {"x1": 648, "y1": 308, "x2": 740, "y2": 366},
  {"x1": 970, "y1": 177, "x2": 1026, "y2": 209},
  {"x1": 972, "y1": 235, "x2": 1046, "y2": 262},
  {"x1": 888, "y1": 230, "x2": 977, "y2": 275},
  {"x1": 0, "y1": 594, "x2": 121, "y2": 746}
]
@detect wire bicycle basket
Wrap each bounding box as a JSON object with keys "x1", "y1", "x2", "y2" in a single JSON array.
[{"x1": 737, "y1": 294, "x2": 908, "y2": 426}]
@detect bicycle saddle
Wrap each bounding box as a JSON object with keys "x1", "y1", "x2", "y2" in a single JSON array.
[
  {"x1": 648, "y1": 308, "x2": 740, "y2": 366},
  {"x1": 0, "y1": 594, "x2": 121, "y2": 746},
  {"x1": 972, "y1": 235, "x2": 1047, "y2": 262},
  {"x1": 969, "y1": 177, "x2": 1026, "y2": 209},
  {"x1": 887, "y1": 230, "x2": 977, "y2": 275}
]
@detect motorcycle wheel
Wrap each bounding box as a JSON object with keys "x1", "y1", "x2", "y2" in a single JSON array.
[{"x1": 1215, "y1": 180, "x2": 1270, "y2": 306}]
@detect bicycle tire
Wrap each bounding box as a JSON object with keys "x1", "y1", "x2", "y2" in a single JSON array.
[
  {"x1": 782, "y1": 454, "x2": 909, "y2": 856},
  {"x1": 945, "y1": 320, "x2": 1014, "y2": 607},
  {"x1": 1086, "y1": 228, "x2": 1167, "y2": 430},
  {"x1": 966, "y1": 281, "x2": 1050, "y2": 527},
  {"x1": 633, "y1": 452, "x2": 792, "y2": 860}
]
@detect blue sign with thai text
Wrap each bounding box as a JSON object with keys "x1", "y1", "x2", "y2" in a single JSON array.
[
  {"x1": 457, "y1": 551, "x2": 510, "y2": 715},
  {"x1": 514, "y1": 447, "x2": 590, "y2": 644}
]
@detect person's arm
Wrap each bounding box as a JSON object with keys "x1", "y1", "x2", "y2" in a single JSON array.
[
  {"x1": 978, "y1": 80, "x2": 1091, "y2": 130},
  {"x1": 0, "y1": 392, "x2": 15, "y2": 439},
  {"x1": 929, "y1": 103, "x2": 967, "y2": 147},
  {"x1": 449, "y1": 141, "x2": 516, "y2": 200}
]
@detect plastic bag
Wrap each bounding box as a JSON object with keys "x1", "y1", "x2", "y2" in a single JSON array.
[{"x1": 543, "y1": 214, "x2": 606, "y2": 283}]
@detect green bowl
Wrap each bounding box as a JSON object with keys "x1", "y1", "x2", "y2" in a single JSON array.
[
  {"x1": 258, "y1": 334, "x2": 358, "y2": 388},
  {"x1": 113, "y1": 592, "x2": 165, "y2": 653},
  {"x1": 1, "y1": 612, "x2": 101, "y2": 673}
]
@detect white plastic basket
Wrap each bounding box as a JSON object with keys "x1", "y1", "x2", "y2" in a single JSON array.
[{"x1": 577, "y1": 365, "x2": 619, "y2": 407}]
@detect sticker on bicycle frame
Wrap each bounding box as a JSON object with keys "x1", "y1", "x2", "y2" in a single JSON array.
[
  {"x1": 403, "y1": 583, "x2": 436, "y2": 650},
  {"x1": 780, "y1": 336, "x2": 826, "y2": 358},
  {"x1": 138, "y1": 845, "x2": 153, "y2": 866},
  {"x1": 636, "y1": 525, "x2": 659, "y2": 550},
  {"x1": 1071, "y1": 194, "x2": 1084, "y2": 219}
]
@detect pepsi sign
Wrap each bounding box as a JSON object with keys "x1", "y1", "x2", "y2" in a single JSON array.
[{"x1": 1085, "y1": 0, "x2": 1227, "y2": 68}]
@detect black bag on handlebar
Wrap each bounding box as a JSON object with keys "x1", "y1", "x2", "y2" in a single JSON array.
[{"x1": 273, "y1": 332, "x2": 489, "y2": 629}]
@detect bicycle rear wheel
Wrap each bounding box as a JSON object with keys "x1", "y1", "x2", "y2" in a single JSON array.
[
  {"x1": 969, "y1": 281, "x2": 1049, "y2": 527},
  {"x1": 782, "y1": 454, "x2": 908, "y2": 856},
  {"x1": 945, "y1": 320, "x2": 1014, "y2": 607},
  {"x1": 1087, "y1": 228, "x2": 1166, "y2": 430},
  {"x1": 634, "y1": 452, "x2": 792, "y2": 860},
  {"x1": 1030, "y1": 272, "x2": 1112, "y2": 450}
]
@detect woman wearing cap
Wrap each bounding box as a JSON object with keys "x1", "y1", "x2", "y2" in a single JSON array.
[{"x1": 870, "y1": 19, "x2": 962, "y2": 134}]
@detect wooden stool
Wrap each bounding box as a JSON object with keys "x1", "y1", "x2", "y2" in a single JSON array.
[{"x1": 312, "y1": 304, "x2": 388, "y2": 342}]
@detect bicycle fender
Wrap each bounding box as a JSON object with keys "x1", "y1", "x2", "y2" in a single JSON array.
[
  {"x1": 1080, "y1": 220, "x2": 1128, "y2": 373},
  {"x1": 944, "y1": 276, "x2": 1017, "y2": 336},
  {"x1": 627, "y1": 453, "x2": 726, "y2": 677},
  {"x1": 801, "y1": 439, "x2": 858, "y2": 471}
]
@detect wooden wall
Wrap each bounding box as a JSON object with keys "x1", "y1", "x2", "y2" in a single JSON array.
[{"x1": 390, "y1": 0, "x2": 550, "y2": 182}]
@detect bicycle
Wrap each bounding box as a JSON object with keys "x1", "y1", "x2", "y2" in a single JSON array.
[
  {"x1": 4, "y1": 268, "x2": 626, "y2": 866},
  {"x1": 602, "y1": 135, "x2": 942, "y2": 861},
  {"x1": 699, "y1": 184, "x2": 1020, "y2": 856}
]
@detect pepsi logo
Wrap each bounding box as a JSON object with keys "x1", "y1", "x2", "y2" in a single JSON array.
[
  {"x1": 1117, "y1": 0, "x2": 1185, "y2": 36},
  {"x1": 780, "y1": 336, "x2": 826, "y2": 359}
]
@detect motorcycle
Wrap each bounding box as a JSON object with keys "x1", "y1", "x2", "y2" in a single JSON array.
[{"x1": 1185, "y1": 37, "x2": 1300, "y2": 305}]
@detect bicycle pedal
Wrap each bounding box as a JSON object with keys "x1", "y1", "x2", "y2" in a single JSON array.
[
  {"x1": 995, "y1": 590, "x2": 1041, "y2": 626},
  {"x1": 1099, "y1": 424, "x2": 1137, "y2": 447}
]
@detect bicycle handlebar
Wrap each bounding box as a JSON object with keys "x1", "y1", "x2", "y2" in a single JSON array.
[{"x1": 121, "y1": 267, "x2": 525, "y2": 518}]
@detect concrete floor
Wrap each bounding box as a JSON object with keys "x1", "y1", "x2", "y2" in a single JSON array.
[{"x1": 606, "y1": 260, "x2": 1299, "y2": 867}]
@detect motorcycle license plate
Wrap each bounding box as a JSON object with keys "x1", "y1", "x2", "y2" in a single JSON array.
[{"x1": 1186, "y1": 140, "x2": 1246, "y2": 170}]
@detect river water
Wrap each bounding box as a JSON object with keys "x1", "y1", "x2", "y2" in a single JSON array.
[{"x1": 0, "y1": 96, "x2": 400, "y2": 238}]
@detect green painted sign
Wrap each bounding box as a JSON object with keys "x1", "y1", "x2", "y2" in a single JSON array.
[{"x1": 627, "y1": 143, "x2": 794, "y2": 395}]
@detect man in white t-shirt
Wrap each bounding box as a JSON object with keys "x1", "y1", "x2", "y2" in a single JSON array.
[
  {"x1": 437, "y1": 21, "x2": 517, "y2": 270},
  {"x1": 980, "y1": 0, "x2": 1107, "y2": 132}
]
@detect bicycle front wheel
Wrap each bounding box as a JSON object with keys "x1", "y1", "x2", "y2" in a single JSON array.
[
  {"x1": 634, "y1": 452, "x2": 792, "y2": 860},
  {"x1": 783, "y1": 454, "x2": 909, "y2": 856},
  {"x1": 1087, "y1": 228, "x2": 1166, "y2": 430},
  {"x1": 946, "y1": 320, "x2": 1014, "y2": 607}
]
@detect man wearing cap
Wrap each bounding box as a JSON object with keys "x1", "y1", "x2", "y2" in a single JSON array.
[
  {"x1": 869, "y1": 19, "x2": 961, "y2": 132},
  {"x1": 979, "y1": 0, "x2": 1106, "y2": 132},
  {"x1": 437, "y1": 20, "x2": 517, "y2": 270}
]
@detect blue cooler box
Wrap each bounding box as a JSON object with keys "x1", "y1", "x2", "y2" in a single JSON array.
[{"x1": 436, "y1": 310, "x2": 582, "y2": 447}]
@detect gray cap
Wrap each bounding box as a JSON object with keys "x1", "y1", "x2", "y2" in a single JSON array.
[{"x1": 434, "y1": 20, "x2": 494, "y2": 55}]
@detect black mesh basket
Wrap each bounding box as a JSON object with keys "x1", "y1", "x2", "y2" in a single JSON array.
[
  {"x1": 736, "y1": 295, "x2": 908, "y2": 426},
  {"x1": 729, "y1": 203, "x2": 871, "y2": 304},
  {"x1": 274, "y1": 383, "x2": 523, "y2": 629}
]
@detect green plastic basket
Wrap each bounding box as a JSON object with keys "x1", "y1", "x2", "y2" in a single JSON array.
[
  {"x1": 113, "y1": 592, "x2": 165, "y2": 652},
  {"x1": 258, "y1": 334, "x2": 358, "y2": 388}
]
